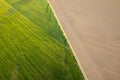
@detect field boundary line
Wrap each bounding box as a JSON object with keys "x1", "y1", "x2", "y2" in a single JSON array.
[{"x1": 47, "y1": 0, "x2": 89, "y2": 80}]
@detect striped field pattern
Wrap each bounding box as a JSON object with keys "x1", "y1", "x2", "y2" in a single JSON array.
[{"x1": 0, "y1": 0, "x2": 84, "y2": 80}]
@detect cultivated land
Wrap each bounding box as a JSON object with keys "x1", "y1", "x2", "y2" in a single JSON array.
[
  {"x1": 49, "y1": 0, "x2": 120, "y2": 80},
  {"x1": 0, "y1": 0, "x2": 84, "y2": 80}
]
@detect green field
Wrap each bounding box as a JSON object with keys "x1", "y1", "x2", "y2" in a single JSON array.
[{"x1": 0, "y1": 0, "x2": 84, "y2": 80}]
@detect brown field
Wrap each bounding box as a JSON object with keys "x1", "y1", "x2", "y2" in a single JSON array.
[{"x1": 49, "y1": 0, "x2": 120, "y2": 80}]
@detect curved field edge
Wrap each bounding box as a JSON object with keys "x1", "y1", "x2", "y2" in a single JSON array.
[{"x1": 0, "y1": 0, "x2": 84, "y2": 80}]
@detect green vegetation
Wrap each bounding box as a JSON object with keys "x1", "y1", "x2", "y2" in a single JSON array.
[
  {"x1": 5, "y1": 0, "x2": 65, "y2": 45},
  {"x1": 0, "y1": 0, "x2": 84, "y2": 80}
]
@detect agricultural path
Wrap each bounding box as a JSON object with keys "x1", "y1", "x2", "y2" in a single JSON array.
[{"x1": 48, "y1": 0, "x2": 120, "y2": 80}]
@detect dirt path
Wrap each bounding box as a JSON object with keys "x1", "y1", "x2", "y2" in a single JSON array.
[{"x1": 48, "y1": 0, "x2": 120, "y2": 80}]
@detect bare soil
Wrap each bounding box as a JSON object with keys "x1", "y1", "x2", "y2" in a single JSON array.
[{"x1": 49, "y1": 0, "x2": 120, "y2": 80}]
